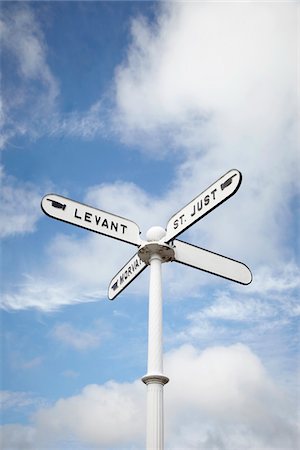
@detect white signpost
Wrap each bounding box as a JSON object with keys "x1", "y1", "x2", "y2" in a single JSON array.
[
  {"x1": 165, "y1": 169, "x2": 241, "y2": 243},
  {"x1": 41, "y1": 194, "x2": 141, "y2": 246},
  {"x1": 41, "y1": 169, "x2": 252, "y2": 450}
]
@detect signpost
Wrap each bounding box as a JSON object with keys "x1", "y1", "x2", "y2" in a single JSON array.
[{"x1": 41, "y1": 169, "x2": 252, "y2": 450}]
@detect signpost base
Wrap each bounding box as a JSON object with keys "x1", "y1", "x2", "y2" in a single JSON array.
[{"x1": 142, "y1": 375, "x2": 169, "y2": 450}]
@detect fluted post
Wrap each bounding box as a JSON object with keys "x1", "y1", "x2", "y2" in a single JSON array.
[
  {"x1": 142, "y1": 253, "x2": 169, "y2": 450},
  {"x1": 139, "y1": 227, "x2": 174, "y2": 450}
]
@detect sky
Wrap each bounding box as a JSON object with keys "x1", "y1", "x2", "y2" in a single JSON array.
[{"x1": 0, "y1": 1, "x2": 299, "y2": 449}]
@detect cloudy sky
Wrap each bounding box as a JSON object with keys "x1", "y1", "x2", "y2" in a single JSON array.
[{"x1": 0, "y1": 1, "x2": 299, "y2": 449}]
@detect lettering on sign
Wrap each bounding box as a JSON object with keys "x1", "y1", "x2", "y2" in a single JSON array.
[
  {"x1": 112, "y1": 255, "x2": 143, "y2": 291},
  {"x1": 173, "y1": 188, "x2": 217, "y2": 229},
  {"x1": 108, "y1": 253, "x2": 147, "y2": 300},
  {"x1": 165, "y1": 170, "x2": 241, "y2": 242},
  {"x1": 74, "y1": 208, "x2": 128, "y2": 235},
  {"x1": 41, "y1": 194, "x2": 141, "y2": 246}
]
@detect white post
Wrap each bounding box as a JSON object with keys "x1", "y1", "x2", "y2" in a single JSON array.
[
  {"x1": 139, "y1": 226, "x2": 174, "y2": 450},
  {"x1": 142, "y1": 252, "x2": 169, "y2": 450}
]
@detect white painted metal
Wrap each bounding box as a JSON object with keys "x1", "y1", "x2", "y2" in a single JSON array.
[
  {"x1": 142, "y1": 252, "x2": 168, "y2": 450},
  {"x1": 41, "y1": 194, "x2": 141, "y2": 246},
  {"x1": 165, "y1": 169, "x2": 242, "y2": 243},
  {"x1": 173, "y1": 240, "x2": 252, "y2": 285},
  {"x1": 138, "y1": 227, "x2": 173, "y2": 450},
  {"x1": 108, "y1": 252, "x2": 147, "y2": 300}
]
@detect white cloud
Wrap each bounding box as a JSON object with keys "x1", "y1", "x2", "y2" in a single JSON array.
[
  {"x1": 0, "y1": 166, "x2": 42, "y2": 238},
  {"x1": 0, "y1": 424, "x2": 36, "y2": 450},
  {"x1": 34, "y1": 380, "x2": 145, "y2": 449},
  {"x1": 192, "y1": 293, "x2": 276, "y2": 322},
  {"x1": 164, "y1": 344, "x2": 298, "y2": 449},
  {"x1": 112, "y1": 1, "x2": 298, "y2": 267},
  {"x1": 114, "y1": 2, "x2": 297, "y2": 148},
  {"x1": 51, "y1": 322, "x2": 101, "y2": 351},
  {"x1": 1, "y1": 344, "x2": 297, "y2": 449},
  {"x1": 245, "y1": 262, "x2": 300, "y2": 295}
]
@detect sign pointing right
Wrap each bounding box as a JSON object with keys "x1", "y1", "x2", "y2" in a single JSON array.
[
  {"x1": 173, "y1": 240, "x2": 252, "y2": 285},
  {"x1": 165, "y1": 169, "x2": 242, "y2": 243}
]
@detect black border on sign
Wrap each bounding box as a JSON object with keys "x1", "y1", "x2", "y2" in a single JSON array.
[
  {"x1": 41, "y1": 193, "x2": 141, "y2": 247},
  {"x1": 173, "y1": 239, "x2": 253, "y2": 285}
]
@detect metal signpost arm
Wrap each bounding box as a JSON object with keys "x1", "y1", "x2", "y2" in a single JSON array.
[
  {"x1": 173, "y1": 240, "x2": 252, "y2": 285},
  {"x1": 164, "y1": 169, "x2": 242, "y2": 243},
  {"x1": 41, "y1": 194, "x2": 141, "y2": 246}
]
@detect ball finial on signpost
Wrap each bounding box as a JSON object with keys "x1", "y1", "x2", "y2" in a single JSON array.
[{"x1": 146, "y1": 226, "x2": 166, "y2": 242}]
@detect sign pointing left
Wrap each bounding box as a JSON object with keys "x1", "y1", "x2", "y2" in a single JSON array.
[{"x1": 41, "y1": 194, "x2": 142, "y2": 246}]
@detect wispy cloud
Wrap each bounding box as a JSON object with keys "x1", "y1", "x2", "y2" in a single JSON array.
[
  {"x1": 48, "y1": 101, "x2": 107, "y2": 140},
  {"x1": 51, "y1": 322, "x2": 101, "y2": 351},
  {"x1": 0, "y1": 166, "x2": 42, "y2": 237},
  {"x1": 20, "y1": 357, "x2": 44, "y2": 370},
  {"x1": 167, "y1": 262, "x2": 300, "y2": 374},
  {"x1": 0, "y1": 272, "x2": 105, "y2": 312},
  {"x1": 0, "y1": 4, "x2": 59, "y2": 149},
  {"x1": 0, "y1": 4, "x2": 107, "y2": 150},
  {"x1": 0, "y1": 390, "x2": 46, "y2": 414}
]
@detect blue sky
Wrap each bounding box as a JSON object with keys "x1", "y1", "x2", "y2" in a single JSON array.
[{"x1": 0, "y1": 1, "x2": 299, "y2": 449}]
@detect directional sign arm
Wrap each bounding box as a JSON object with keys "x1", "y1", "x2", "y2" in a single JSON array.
[
  {"x1": 41, "y1": 194, "x2": 142, "y2": 246},
  {"x1": 108, "y1": 252, "x2": 147, "y2": 300},
  {"x1": 165, "y1": 169, "x2": 242, "y2": 243},
  {"x1": 173, "y1": 240, "x2": 252, "y2": 285}
]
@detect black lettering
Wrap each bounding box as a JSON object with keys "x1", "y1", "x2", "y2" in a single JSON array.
[
  {"x1": 102, "y1": 219, "x2": 109, "y2": 229},
  {"x1": 95, "y1": 215, "x2": 101, "y2": 225},
  {"x1": 174, "y1": 219, "x2": 179, "y2": 229},
  {"x1": 120, "y1": 224, "x2": 127, "y2": 234},
  {"x1": 191, "y1": 205, "x2": 196, "y2": 217},
  {"x1": 197, "y1": 200, "x2": 203, "y2": 212},
  {"x1": 85, "y1": 212, "x2": 92, "y2": 223},
  {"x1": 120, "y1": 274, "x2": 124, "y2": 284},
  {"x1": 74, "y1": 208, "x2": 82, "y2": 219},
  {"x1": 111, "y1": 221, "x2": 118, "y2": 232},
  {"x1": 128, "y1": 266, "x2": 132, "y2": 275},
  {"x1": 124, "y1": 270, "x2": 128, "y2": 280},
  {"x1": 179, "y1": 214, "x2": 185, "y2": 225},
  {"x1": 204, "y1": 195, "x2": 210, "y2": 206},
  {"x1": 211, "y1": 188, "x2": 217, "y2": 200}
]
